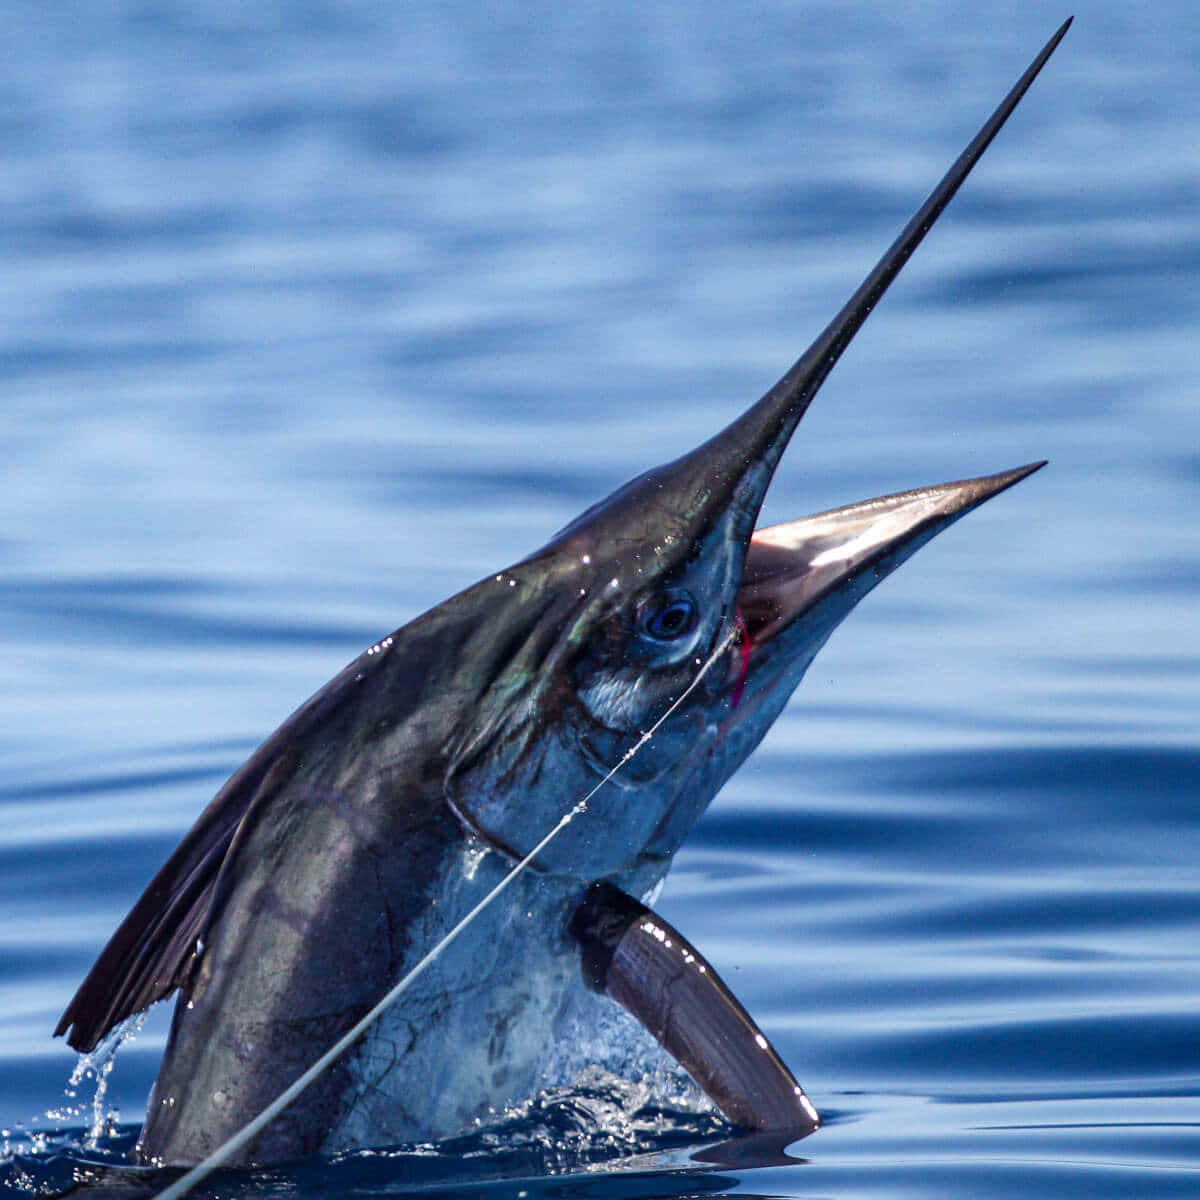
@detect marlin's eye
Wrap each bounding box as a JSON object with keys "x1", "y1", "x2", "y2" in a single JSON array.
[{"x1": 638, "y1": 590, "x2": 698, "y2": 641}]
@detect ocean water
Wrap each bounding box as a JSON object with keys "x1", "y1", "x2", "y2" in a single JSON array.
[{"x1": 2, "y1": 1, "x2": 1199, "y2": 1197}]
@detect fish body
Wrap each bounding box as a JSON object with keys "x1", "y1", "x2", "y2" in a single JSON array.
[{"x1": 56, "y1": 21, "x2": 1070, "y2": 1167}]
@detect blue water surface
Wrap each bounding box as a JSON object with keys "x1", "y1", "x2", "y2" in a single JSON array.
[{"x1": 2, "y1": 1, "x2": 1199, "y2": 1197}]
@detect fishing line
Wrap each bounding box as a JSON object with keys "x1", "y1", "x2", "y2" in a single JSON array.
[{"x1": 152, "y1": 620, "x2": 740, "y2": 1200}]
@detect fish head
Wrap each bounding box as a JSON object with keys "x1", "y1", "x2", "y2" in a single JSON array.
[
  {"x1": 443, "y1": 381, "x2": 1042, "y2": 880},
  {"x1": 441, "y1": 19, "x2": 1067, "y2": 883},
  {"x1": 440, "y1": 412, "x2": 784, "y2": 882}
]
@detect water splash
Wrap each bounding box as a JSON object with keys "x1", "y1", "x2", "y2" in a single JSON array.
[
  {"x1": 444, "y1": 1065, "x2": 723, "y2": 1170},
  {"x1": 44, "y1": 1013, "x2": 148, "y2": 1151},
  {"x1": 329, "y1": 1065, "x2": 729, "y2": 1190}
]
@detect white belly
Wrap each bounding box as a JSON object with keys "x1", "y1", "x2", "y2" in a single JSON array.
[{"x1": 328, "y1": 841, "x2": 694, "y2": 1150}]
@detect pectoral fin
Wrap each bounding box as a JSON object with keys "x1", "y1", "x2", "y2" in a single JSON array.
[{"x1": 569, "y1": 881, "x2": 819, "y2": 1135}]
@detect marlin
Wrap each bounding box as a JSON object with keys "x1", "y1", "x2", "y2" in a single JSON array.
[{"x1": 56, "y1": 21, "x2": 1069, "y2": 1168}]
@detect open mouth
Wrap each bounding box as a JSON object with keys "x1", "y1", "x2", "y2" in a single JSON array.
[{"x1": 736, "y1": 463, "x2": 1044, "y2": 652}]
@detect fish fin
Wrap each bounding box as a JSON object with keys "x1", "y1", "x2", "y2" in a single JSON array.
[
  {"x1": 569, "y1": 881, "x2": 820, "y2": 1135},
  {"x1": 55, "y1": 635, "x2": 401, "y2": 1053},
  {"x1": 54, "y1": 741, "x2": 297, "y2": 1052}
]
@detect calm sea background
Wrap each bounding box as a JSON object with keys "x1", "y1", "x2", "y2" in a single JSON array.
[{"x1": 2, "y1": 2, "x2": 1198, "y2": 1197}]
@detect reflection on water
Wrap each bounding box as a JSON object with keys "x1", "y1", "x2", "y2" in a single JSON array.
[{"x1": 2, "y1": 1, "x2": 1199, "y2": 1197}]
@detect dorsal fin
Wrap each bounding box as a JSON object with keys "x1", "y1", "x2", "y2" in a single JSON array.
[
  {"x1": 55, "y1": 738, "x2": 298, "y2": 1052},
  {"x1": 55, "y1": 595, "x2": 474, "y2": 1054},
  {"x1": 52, "y1": 643, "x2": 393, "y2": 1052}
]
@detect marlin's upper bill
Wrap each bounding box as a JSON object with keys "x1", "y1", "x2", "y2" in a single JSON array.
[{"x1": 55, "y1": 19, "x2": 1070, "y2": 1169}]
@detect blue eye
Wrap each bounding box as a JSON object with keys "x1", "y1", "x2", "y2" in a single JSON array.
[{"x1": 639, "y1": 591, "x2": 698, "y2": 641}]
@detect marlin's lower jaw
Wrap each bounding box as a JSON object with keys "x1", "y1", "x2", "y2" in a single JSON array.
[{"x1": 732, "y1": 463, "x2": 1046, "y2": 702}]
